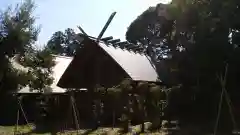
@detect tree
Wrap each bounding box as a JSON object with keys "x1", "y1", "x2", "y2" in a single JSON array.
[
  {"x1": 148, "y1": 84, "x2": 166, "y2": 129},
  {"x1": 126, "y1": 0, "x2": 240, "y2": 131},
  {"x1": 134, "y1": 82, "x2": 149, "y2": 133},
  {"x1": 64, "y1": 28, "x2": 79, "y2": 56},
  {"x1": 46, "y1": 31, "x2": 66, "y2": 55},
  {"x1": 46, "y1": 28, "x2": 79, "y2": 56},
  {"x1": 106, "y1": 87, "x2": 121, "y2": 128},
  {"x1": 0, "y1": 0, "x2": 55, "y2": 126},
  {"x1": 19, "y1": 47, "x2": 55, "y2": 92},
  {"x1": 0, "y1": 0, "x2": 55, "y2": 94},
  {"x1": 126, "y1": 4, "x2": 173, "y2": 62},
  {"x1": 125, "y1": 4, "x2": 179, "y2": 86}
]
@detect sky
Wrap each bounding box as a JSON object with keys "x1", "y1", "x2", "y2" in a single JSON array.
[{"x1": 0, "y1": 0, "x2": 171, "y2": 46}]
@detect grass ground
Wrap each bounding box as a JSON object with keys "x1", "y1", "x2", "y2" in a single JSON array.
[
  {"x1": 0, "y1": 123, "x2": 231, "y2": 135},
  {"x1": 0, "y1": 122, "x2": 164, "y2": 135}
]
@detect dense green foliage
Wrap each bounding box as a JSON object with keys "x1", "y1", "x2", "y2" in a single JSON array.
[
  {"x1": 126, "y1": 0, "x2": 240, "y2": 130},
  {"x1": 0, "y1": 0, "x2": 55, "y2": 93},
  {"x1": 0, "y1": 0, "x2": 56, "y2": 129},
  {"x1": 126, "y1": 4, "x2": 173, "y2": 61},
  {"x1": 46, "y1": 28, "x2": 80, "y2": 56}
]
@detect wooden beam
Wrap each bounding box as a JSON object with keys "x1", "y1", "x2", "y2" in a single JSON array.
[
  {"x1": 108, "y1": 39, "x2": 121, "y2": 44},
  {"x1": 77, "y1": 26, "x2": 88, "y2": 36},
  {"x1": 124, "y1": 43, "x2": 134, "y2": 48},
  {"x1": 133, "y1": 47, "x2": 144, "y2": 53},
  {"x1": 116, "y1": 41, "x2": 128, "y2": 49},
  {"x1": 125, "y1": 44, "x2": 140, "y2": 50},
  {"x1": 101, "y1": 36, "x2": 113, "y2": 41},
  {"x1": 97, "y1": 12, "x2": 117, "y2": 41}
]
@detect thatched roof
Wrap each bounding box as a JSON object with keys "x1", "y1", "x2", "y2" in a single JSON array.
[{"x1": 57, "y1": 37, "x2": 160, "y2": 89}]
